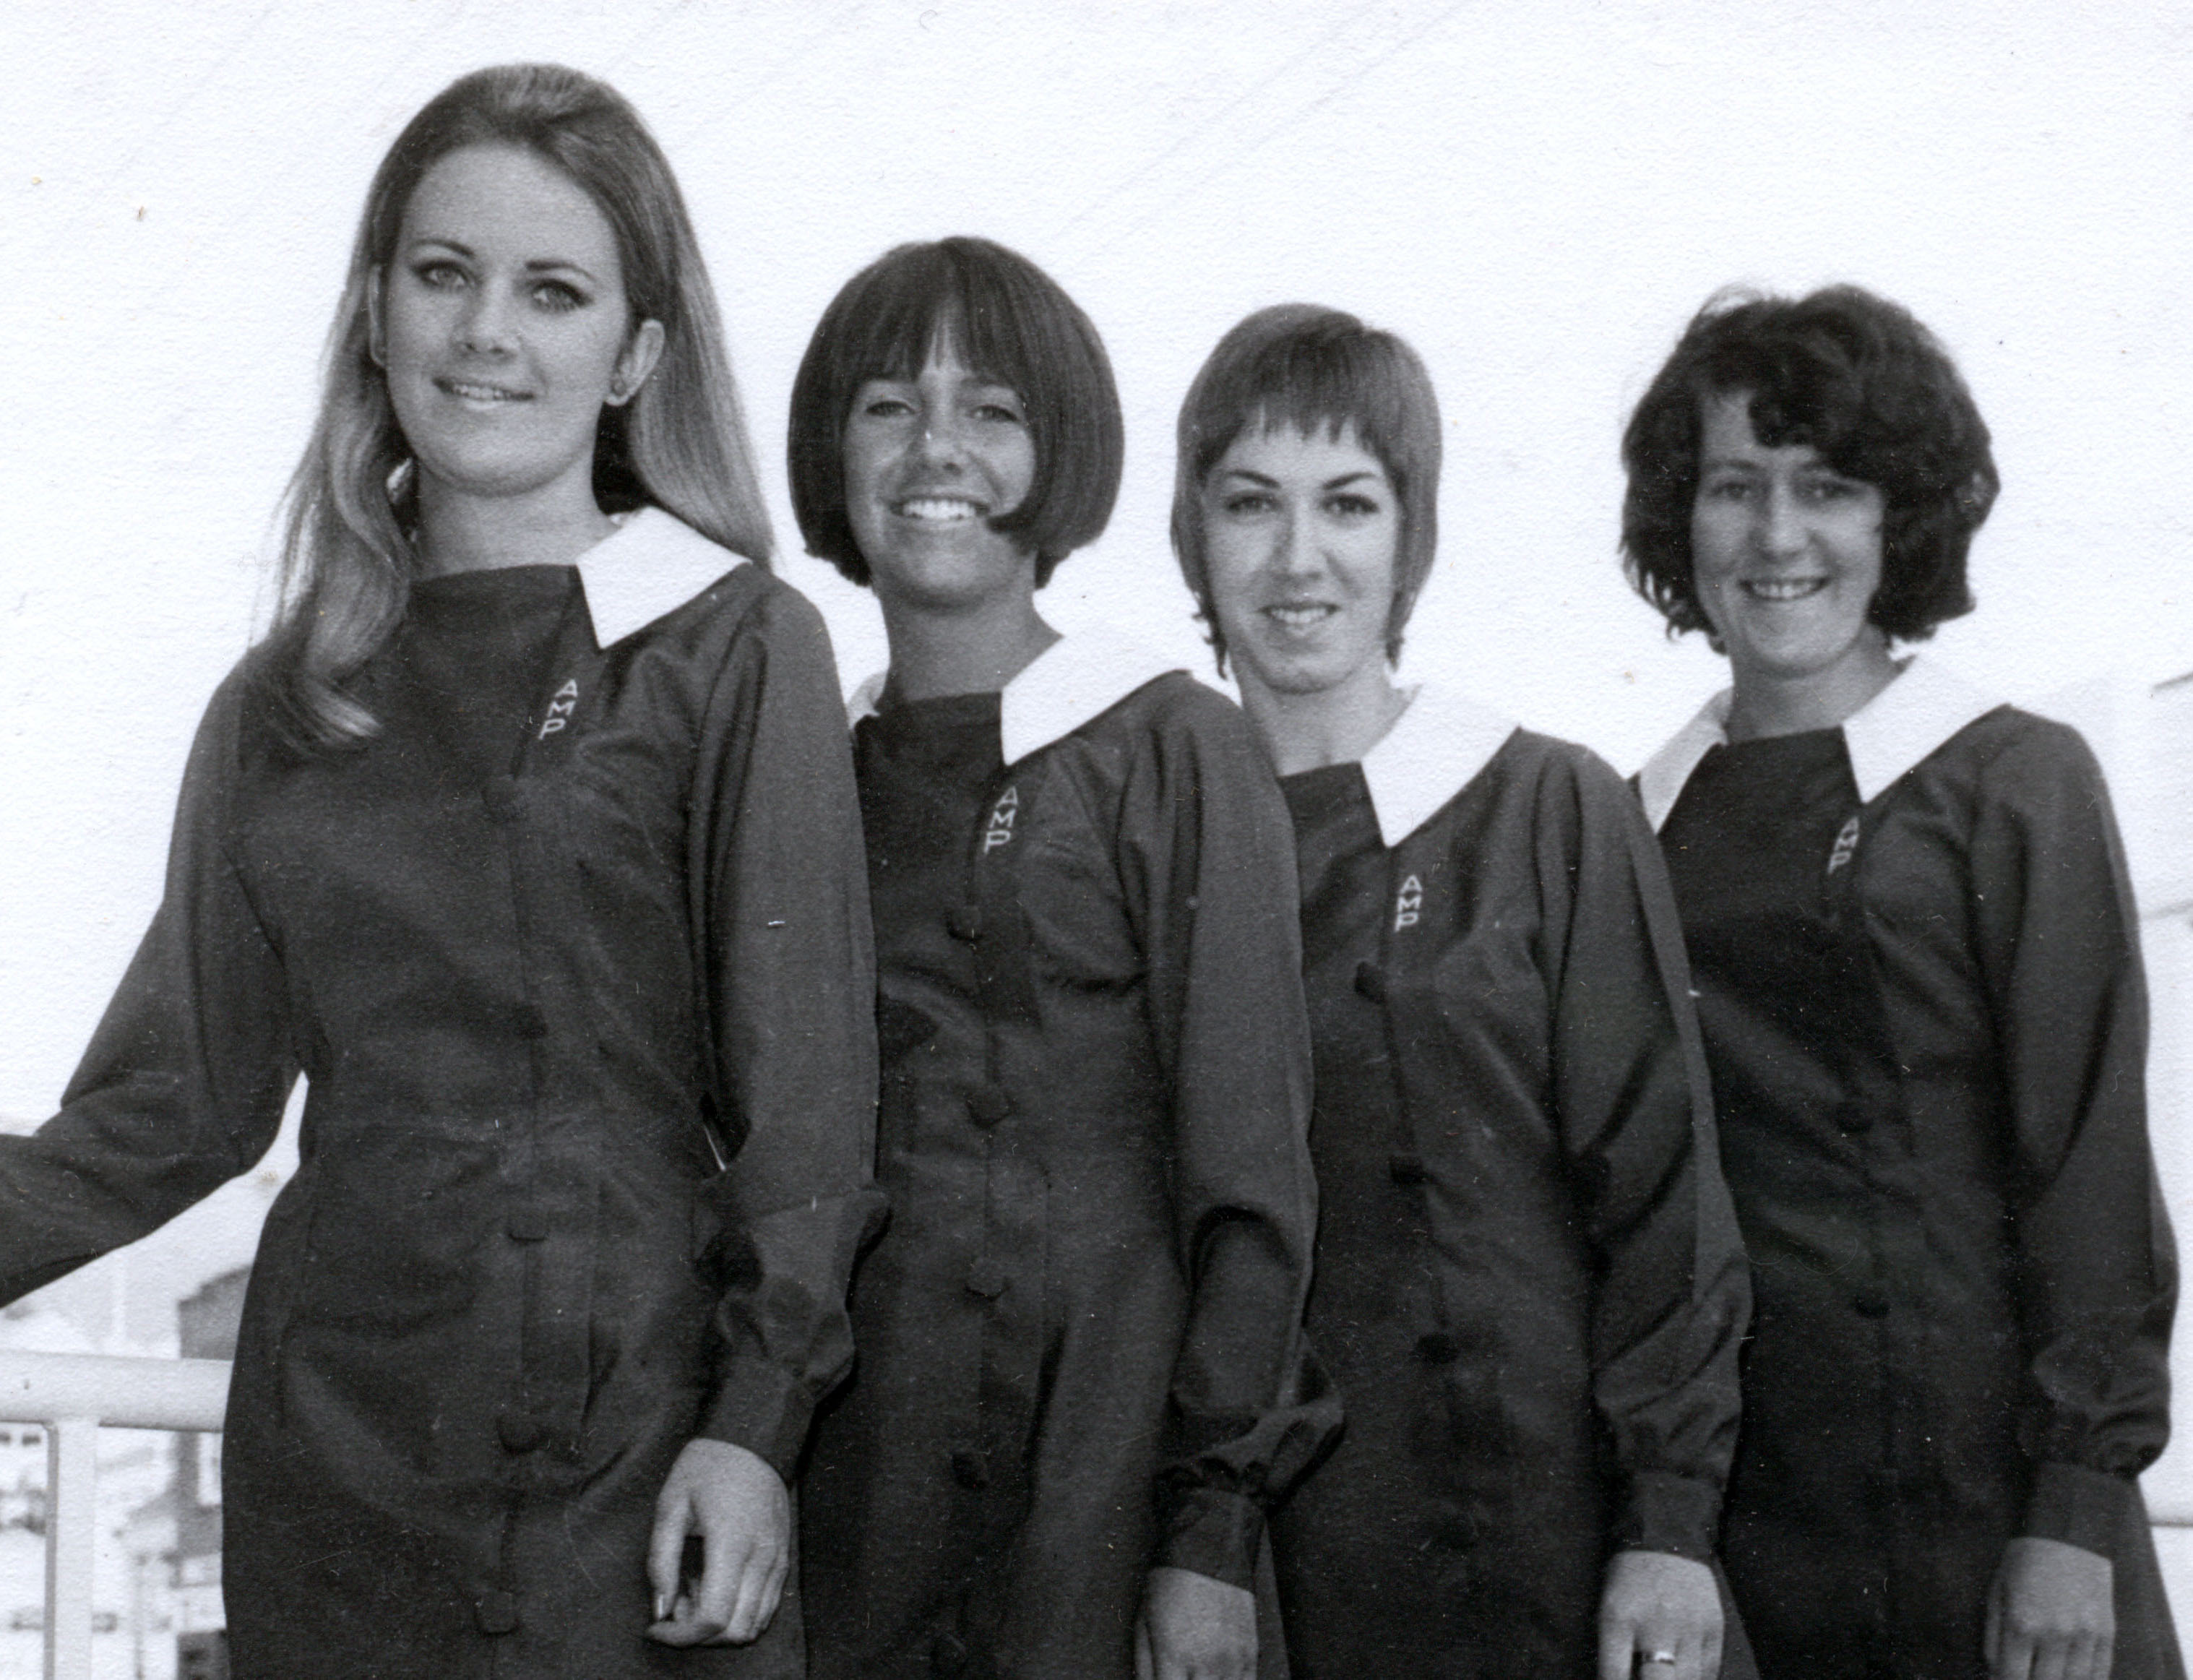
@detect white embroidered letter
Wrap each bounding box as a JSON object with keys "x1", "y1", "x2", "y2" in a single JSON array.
[
  {"x1": 1827, "y1": 815, "x2": 1861, "y2": 874},
  {"x1": 1394, "y1": 873, "x2": 1423, "y2": 931},
  {"x1": 538, "y1": 678, "x2": 580, "y2": 739},
  {"x1": 983, "y1": 785, "x2": 1020, "y2": 852}
]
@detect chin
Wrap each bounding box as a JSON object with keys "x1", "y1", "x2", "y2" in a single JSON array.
[{"x1": 1246, "y1": 658, "x2": 1348, "y2": 699}]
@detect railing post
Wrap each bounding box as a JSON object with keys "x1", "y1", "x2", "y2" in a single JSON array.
[{"x1": 44, "y1": 1416, "x2": 98, "y2": 1680}]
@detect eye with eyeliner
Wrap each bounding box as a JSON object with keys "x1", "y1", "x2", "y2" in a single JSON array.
[
  {"x1": 1218, "y1": 488, "x2": 1275, "y2": 518},
  {"x1": 530, "y1": 278, "x2": 587, "y2": 314},
  {"x1": 413, "y1": 259, "x2": 469, "y2": 292}
]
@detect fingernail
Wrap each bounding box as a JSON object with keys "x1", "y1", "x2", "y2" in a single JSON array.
[{"x1": 653, "y1": 1593, "x2": 669, "y2": 1620}]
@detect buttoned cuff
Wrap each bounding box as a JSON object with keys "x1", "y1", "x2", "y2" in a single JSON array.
[
  {"x1": 696, "y1": 1356, "x2": 814, "y2": 1483},
  {"x1": 1613, "y1": 1470, "x2": 1722, "y2": 1562},
  {"x1": 2023, "y1": 1461, "x2": 2135, "y2": 1561},
  {"x1": 1158, "y1": 1486, "x2": 1264, "y2": 1590}
]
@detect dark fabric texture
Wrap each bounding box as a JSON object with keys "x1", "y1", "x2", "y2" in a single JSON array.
[
  {"x1": 0, "y1": 556, "x2": 882, "y2": 1679},
  {"x1": 803, "y1": 676, "x2": 1332, "y2": 1680},
  {"x1": 1659, "y1": 707, "x2": 2181, "y2": 1680},
  {"x1": 1270, "y1": 733, "x2": 1751, "y2": 1679}
]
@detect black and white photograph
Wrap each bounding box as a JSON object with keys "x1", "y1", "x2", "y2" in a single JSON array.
[{"x1": 3, "y1": 4, "x2": 2190, "y2": 1677}]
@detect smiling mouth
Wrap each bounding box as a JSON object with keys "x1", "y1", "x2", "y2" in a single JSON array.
[
  {"x1": 893, "y1": 496, "x2": 988, "y2": 522},
  {"x1": 437, "y1": 377, "x2": 531, "y2": 403},
  {"x1": 1741, "y1": 577, "x2": 1830, "y2": 602},
  {"x1": 1262, "y1": 603, "x2": 1337, "y2": 632}
]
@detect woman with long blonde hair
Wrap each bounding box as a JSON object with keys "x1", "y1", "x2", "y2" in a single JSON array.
[{"x1": 0, "y1": 64, "x2": 879, "y2": 1678}]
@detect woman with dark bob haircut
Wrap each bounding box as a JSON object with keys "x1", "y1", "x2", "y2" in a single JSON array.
[
  {"x1": 1629, "y1": 285, "x2": 2181, "y2": 1680},
  {"x1": 789, "y1": 238, "x2": 1333, "y2": 1680},
  {"x1": 0, "y1": 65, "x2": 881, "y2": 1677},
  {"x1": 1175, "y1": 304, "x2": 1753, "y2": 1680}
]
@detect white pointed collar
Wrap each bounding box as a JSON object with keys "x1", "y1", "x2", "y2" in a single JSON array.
[
  {"x1": 847, "y1": 624, "x2": 1186, "y2": 767},
  {"x1": 1636, "y1": 655, "x2": 2006, "y2": 832},
  {"x1": 573, "y1": 507, "x2": 751, "y2": 648},
  {"x1": 1358, "y1": 684, "x2": 1519, "y2": 848}
]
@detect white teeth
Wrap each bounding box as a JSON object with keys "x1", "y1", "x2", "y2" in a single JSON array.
[
  {"x1": 443, "y1": 380, "x2": 525, "y2": 402},
  {"x1": 1744, "y1": 578, "x2": 1827, "y2": 601},
  {"x1": 1266, "y1": 605, "x2": 1335, "y2": 629},
  {"x1": 897, "y1": 498, "x2": 981, "y2": 522}
]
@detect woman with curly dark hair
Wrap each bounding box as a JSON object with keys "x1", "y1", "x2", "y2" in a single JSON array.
[{"x1": 1627, "y1": 285, "x2": 2181, "y2": 1680}]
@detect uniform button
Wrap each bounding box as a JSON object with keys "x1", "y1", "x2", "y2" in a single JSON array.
[
  {"x1": 505, "y1": 1207, "x2": 548, "y2": 1242},
  {"x1": 965, "y1": 1259, "x2": 1007, "y2": 1300},
  {"x1": 481, "y1": 776, "x2": 522, "y2": 824},
  {"x1": 474, "y1": 1588, "x2": 520, "y2": 1634},
  {"x1": 496, "y1": 1410, "x2": 548, "y2": 1454},
  {"x1": 1354, "y1": 961, "x2": 1387, "y2": 1003},
  {"x1": 1852, "y1": 1290, "x2": 1891, "y2": 1319},
  {"x1": 1388, "y1": 1153, "x2": 1429, "y2": 1186},
  {"x1": 966, "y1": 1085, "x2": 1013, "y2": 1129},
  {"x1": 950, "y1": 1449, "x2": 988, "y2": 1489},
  {"x1": 1416, "y1": 1332, "x2": 1462, "y2": 1366},
  {"x1": 946, "y1": 905, "x2": 985, "y2": 942},
  {"x1": 512, "y1": 1004, "x2": 548, "y2": 1041},
  {"x1": 1431, "y1": 1512, "x2": 1478, "y2": 1550},
  {"x1": 932, "y1": 1631, "x2": 970, "y2": 1676}
]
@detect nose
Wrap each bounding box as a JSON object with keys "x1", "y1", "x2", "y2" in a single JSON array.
[
  {"x1": 915, "y1": 405, "x2": 971, "y2": 469},
  {"x1": 457, "y1": 285, "x2": 517, "y2": 357},
  {"x1": 1272, "y1": 507, "x2": 1322, "y2": 578},
  {"x1": 1760, "y1": 481, "x2": 1808, "y2": 556}
]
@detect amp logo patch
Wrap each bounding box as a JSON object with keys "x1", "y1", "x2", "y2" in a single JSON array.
[
  {"x1": 538, "y1": 678, "x2": 580, "y2": 739},
  {"x1": 983, "y1": 785, "x2": 1020, "y2": 852},
  {"x1": 1394, "y1": 873, "x2": 1424, "y2": 931},
  {"x1": 1827, "y1": 815, "x2": 1861, "y2": 875}
]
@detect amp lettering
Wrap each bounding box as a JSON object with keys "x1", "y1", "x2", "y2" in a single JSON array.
[
  {"x1": 983, "y1": 785, "x2": 1020, "y2": 851},
  {"x1": 1827, "y1": 815, "x2": 1861, "y2": 875},
  {"x1": 538, "y1": 678, "x2": 580, "y2": 739},
  {"x1": 1394, "y1": 873, "x2": 1423, "y2": 931}
]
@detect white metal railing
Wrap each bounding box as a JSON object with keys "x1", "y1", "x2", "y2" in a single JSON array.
[
  {"x1": 0, "y1": 1343, "x2": 2183, "y2": 1680},
  {"x1": 0, "y1": 1351, "x2": 228, "y2": 1680}
]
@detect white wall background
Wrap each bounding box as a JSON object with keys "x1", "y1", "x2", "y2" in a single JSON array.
[{"x1": 3, "y1": 0, "x2": 2191, "y2": 1555}]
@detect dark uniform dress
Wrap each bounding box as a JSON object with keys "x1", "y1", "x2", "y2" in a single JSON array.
[
  {"x1": 1269, "y1": 685, "x2": 1751, "y2": 1680},
  {"x1": 1643, "y1": 657, "x2": 2182, "y2": 1680},
  {"x1": 0, "y1": 510, "x2": 884, "y2": 1680},
  {"x1": 802, "y1": 632, "x2": 1334, "y2": 1680}
]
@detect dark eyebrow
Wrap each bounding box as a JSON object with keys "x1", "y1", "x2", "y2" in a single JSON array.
[
  {"x1": 1215, "y1": 468, "x2": 1279, "y2": 487},
  {"x1": 1322, "y1": 471, "x2": 1382, "y2": 491}
]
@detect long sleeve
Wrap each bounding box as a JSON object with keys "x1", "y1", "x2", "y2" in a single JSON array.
[
  {"x1": 1966, "y1": 722, "x2": 2175, "y2": 1558},
  {"x1": 687, "y1": 584, "x2": 887, "y2": 1477},
  {"x1": 1124, "y1": 687, "x2": 1335, "y2": 1589},
  {"x1": 1546, "y1": 749, "x2": 1749, "y2": 1561},
  {"x1": 0, "y1": 671, "x2": 296, "y2": 1301}
]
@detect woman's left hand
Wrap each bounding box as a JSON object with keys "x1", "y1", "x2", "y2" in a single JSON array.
[
  {"x1": 1986, "y1": 1535, "x2": 2114, "y2": 1680},
  {"x1": 1599, "y1": 1548, "x2": 1723, "y2": 1680},
  {"x1": 645, "y1": 1439, "x2": 790, "y2": 1646},
  {"x1": 1134, "y1": 1565, "x2": 1257, "y2": 1680}
]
